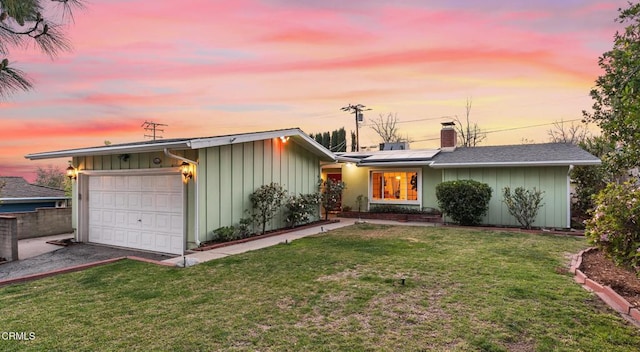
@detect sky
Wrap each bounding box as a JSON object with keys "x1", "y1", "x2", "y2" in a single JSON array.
[{"x1": 0, "y1": 0, "x2": 629, "y2": 181}]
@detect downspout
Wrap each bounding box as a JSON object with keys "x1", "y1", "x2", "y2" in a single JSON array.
[
  {"x1": 164, "y1": 148, "x2": 201, "y2": 247},
  {"x1": 567, "y1": 165, "x2": 574, "y2": 229}
]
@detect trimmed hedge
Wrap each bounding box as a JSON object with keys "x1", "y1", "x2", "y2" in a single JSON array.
[{"x1": 436, "y1": 179, "x2": 492, "y2": 226}]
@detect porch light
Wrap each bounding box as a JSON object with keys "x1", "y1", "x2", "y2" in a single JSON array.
[
  {"x1": 66, "y1": 165, "x2": 77, "y2": 180},
  {"x1": 280, "y1": 136, "x2": 289, "y2": 143},
  {"x1": 180, "y1": 162, "x2": 193, "y2": 180}
]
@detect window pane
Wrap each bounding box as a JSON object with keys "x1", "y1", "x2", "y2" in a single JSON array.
[
  {"x1": 372, "y1": 172, "x2": 383, "y2": 200},
  {"x1": 408, "y1": 172, "x2": 418, "y2": 200}
]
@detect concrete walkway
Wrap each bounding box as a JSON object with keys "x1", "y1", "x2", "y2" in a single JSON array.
[
  {"x1": 162, "y1": 218, "x2": 437, "y2": 266},
  {"x1": 18, "y1": 233, "x2": 74, "y2": 260}
]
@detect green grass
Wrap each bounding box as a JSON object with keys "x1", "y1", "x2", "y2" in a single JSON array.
[{"x1": 1, "y1": 224, "x2": 639, "y2": 351}]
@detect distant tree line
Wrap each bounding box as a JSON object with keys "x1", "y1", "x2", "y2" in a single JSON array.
[{"x1": 309, "y1": 128, "x2": 347, "y2": 152}]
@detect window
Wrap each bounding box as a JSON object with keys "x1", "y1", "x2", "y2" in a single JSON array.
[{"x1": 371, "y1": 170, "x2": 419, "y2": 202}]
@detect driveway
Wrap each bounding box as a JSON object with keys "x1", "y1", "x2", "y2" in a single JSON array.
[{"x1": 1, "y1": 242, "x2": 177, "y2": 282}]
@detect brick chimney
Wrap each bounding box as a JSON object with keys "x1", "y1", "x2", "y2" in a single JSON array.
[{"x1": 440, "y1": 122, "x2": 457, "y2": 150}]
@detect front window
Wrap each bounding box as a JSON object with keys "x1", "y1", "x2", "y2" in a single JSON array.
[{"x1": 371, "y1": 171, "x2": 419, "y2": 202}]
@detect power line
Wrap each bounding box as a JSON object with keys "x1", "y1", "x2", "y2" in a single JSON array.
[{"x1": 411, "y1": 118, "x2": 584, "y2": 143}]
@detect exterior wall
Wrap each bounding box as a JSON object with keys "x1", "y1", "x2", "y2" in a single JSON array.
[
  {"x1": 442, "y1": 166, "x2": 570, "y2": 228},
  {"x1": 0, "y1": 216, "x2": 18, "y2": 261},
  {"x1": 3, "y1": 207, "x2": 73, "y2": 239},
  {"x1": 339, "y1": 165, "x2": 441, "y2": 211},
  {"x1": 72, "y1": 150, "x2": 197, "y2": 245},
  {"x1": 339, "y1": 164, "x2": 369, "y2": 211},
  {"x1": 197, "y1": 138, "x2": 322, "y2": 245}
]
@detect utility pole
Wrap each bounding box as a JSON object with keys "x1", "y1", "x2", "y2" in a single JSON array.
[
  {"x1": 142, "y1": 120, "x2": 167, "y2": 140},
  {"x1": 341, "y1": 104, "x2": 370, "y2": 152}
]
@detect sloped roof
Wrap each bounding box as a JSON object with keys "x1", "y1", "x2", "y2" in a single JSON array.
[
  {"x1": 0, "y1": 177, "x2": 67, "y2": 199},
  {"x1": 429, "y1": 143, "x2": 601, "y2": 168},
  {"x1": 25, "y1": 128, "x2": 336, "y2": 162},
  {"x1": 336, "y1": 149, "x2": 440, "y2": 166}
]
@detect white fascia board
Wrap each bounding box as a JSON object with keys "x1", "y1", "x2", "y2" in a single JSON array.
[
  {"x1": 335, "y1": 155, "x2": 362, "y2": 163},
  {"x1": 25, "y1": 141, "x2": 192, "y2": 160},
  {"x1": 188, "y1": 128, "x2": 300, "y2": 149},
  {"x1": 429, "y1": 160, "x2": 602, "y2": 169},
  {"x1": 189, "y1": 128, "x2": 336, "y2": 161},
  {"x1": 358, "y1": 161, "x2": 432, "y2": 167}
]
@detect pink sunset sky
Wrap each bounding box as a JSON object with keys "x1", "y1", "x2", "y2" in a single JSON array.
[{"x1": 0, "y1": 0, "x2": 627, "y2": 181}]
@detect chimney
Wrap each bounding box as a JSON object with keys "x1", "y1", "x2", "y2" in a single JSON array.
[{"x1": 440, "y1": 122, "x2": 457, "y2": 150}]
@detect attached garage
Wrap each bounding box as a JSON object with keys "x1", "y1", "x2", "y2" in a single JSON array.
[
  {"x1": 25, "y1": 128, "x2": 336, "y2": 254},
  {"x1": 87, "y1": 173, "x2": 184, "y2": 255}
]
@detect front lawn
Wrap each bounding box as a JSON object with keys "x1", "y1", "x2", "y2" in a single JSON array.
[{"x1": 2, "y1": 225, "x2": 639, "y2": 351}]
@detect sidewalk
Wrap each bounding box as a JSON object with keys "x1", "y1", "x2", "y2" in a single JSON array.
[{"x1": 163, "y1": 218, "x2": 359, "y2": 265}]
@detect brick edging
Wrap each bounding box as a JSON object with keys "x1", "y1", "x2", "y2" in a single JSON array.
[
  {"x1": 0, "y1": 256, "x2": 175, "y2": 287},
  {"x1": 572, "y1": 247, "x2": 640, "y2": 327}
]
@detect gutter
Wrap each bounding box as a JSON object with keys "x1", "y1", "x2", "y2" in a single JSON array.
[
  {"x1": 164, "y1": 149, "x2": 201, "y2": 247},
  {"x1": 428, "y1": 160, "x2": 602, "y2": 169}
]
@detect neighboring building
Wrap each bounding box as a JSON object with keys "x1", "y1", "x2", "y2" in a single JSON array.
[
  {"x1": 25, "y1": 128, "x2": 335, "y2": 255},
  {"x1": 326, "y1": 123, "x2": 601, "y2": 229},
  {"x1": 0, "y1": 176, "x2": 70, "y2": 213}
]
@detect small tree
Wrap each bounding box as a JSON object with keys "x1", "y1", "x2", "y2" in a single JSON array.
[
  {"x1": 370, "y1": 113, "x2": 405, "y2": 143},
  {"x1": 249, "y1": 183, "x2": 287, "y2": 235},
  {"x1": 320, "y1": 178, "x2": 346, "y2": 220},
  {"x1": 436, "y1": 180, "x2": 492, "y2": 225},
  {"x1": 502, "y1": 187, "x2": 544, "y2": 229},
  {"x1": 454, "y1": 97, "x2": 486, "y2": 147}
]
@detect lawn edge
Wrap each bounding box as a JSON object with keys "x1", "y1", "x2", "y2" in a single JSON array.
[{"x1": 573, "y1": 248, "x2": 640, "y2": 328}]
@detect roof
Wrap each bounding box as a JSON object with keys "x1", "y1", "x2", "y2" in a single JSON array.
[
  {"x1": 0, "y1": 177, "x2": 68, "y2": 200},
  {"x1": 334, "y1": 143, "x2": 601, "y2": 168},
  {"x1": 25, "y1": 128, "x2": 336, "y2": 162},
  {"x1": 429, "y1": 143, "x2": 601, "y2": 168}
]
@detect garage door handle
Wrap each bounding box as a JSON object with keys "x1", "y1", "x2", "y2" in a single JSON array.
[{"x1": 137, "y1": 219, "x2": 142, "y2": 222}]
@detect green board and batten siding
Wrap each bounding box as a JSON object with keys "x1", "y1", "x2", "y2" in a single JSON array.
[
  {"x1": 197, "y1": 139, "x2": 322, "y2": 245},
  {"x1": 442, "y1": 166, "x2": 570, "y2": 228}
]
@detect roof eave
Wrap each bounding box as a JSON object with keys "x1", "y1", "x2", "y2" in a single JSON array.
[
  {"x1": 25, "y1": 141, "x2": 192, "y2": 160},
  {"x1": 357, "y1": 161, "x2": 432, "y2": 167},
  {"x1": 429, "y1": 160, "x2": 602, "y2": 169}
]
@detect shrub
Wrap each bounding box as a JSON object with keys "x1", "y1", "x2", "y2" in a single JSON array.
[
  {"x1": 355, "y1": 194, "x2": 368, "y2": 212},
  {"x1": 320, "y1": 178, "x2": 346, "y2": 220},
  {"x1": 502, "y1": 186, "x2": 544, "y2": 229},
  {"x1": 436, "y1": 180, "x2": 492, "y2": 226},
  {"x1": 285, "y1": 192, "x2": 321, "y2": 227},
  {"x1": 585, "y1": 180, "x2": 640, "y2": 275},
  {"x1": 211, "y1": 226, "x2": 240, "y2": 242},
  {"x1": 249, "y1": 183, "x2": 288, "y2": 235},
  {"x1": 368, "y1": 204, "x2": 439, "y2": 215}
]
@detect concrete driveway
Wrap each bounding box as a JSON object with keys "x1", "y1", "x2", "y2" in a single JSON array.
[{"x1": 1, "y1": 236, "x2": 177, "y2": 282}]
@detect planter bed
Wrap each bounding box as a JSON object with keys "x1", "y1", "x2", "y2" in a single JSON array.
[
  {"x1": 194, "y1": 219, "x2": 339, "y2": 251},
  {"x1": 338, "y1": 211, "x2": 443, "y2": 223}
]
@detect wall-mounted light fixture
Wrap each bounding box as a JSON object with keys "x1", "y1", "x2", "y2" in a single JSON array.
[
  {"x1": 180, "y1": 161, "x2": 193, "y2": 180},
  {"x1": 280, "y1": 136, "x2": 289, "y2": 143},
  {"x1": 66, "y1": 165, "x2": 77, "y2": 180}
]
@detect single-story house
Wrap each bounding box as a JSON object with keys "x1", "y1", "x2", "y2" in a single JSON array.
[
  {"x1": 0, "y1": 176, "x2": 70, "y2": 213},
  {"x1": 25, "y1": 128, "x2": 335, "y2": 255},
  {"x1": 324, "y1": 123, "x2": 601, "y2": 229}
]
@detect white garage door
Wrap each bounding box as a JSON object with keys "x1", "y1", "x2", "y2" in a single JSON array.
[{"x1": 88, "y1": 174, "x2": 184, "y2": 255}]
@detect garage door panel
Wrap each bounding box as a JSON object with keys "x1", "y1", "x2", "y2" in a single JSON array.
[{"x1": 88, "y1": 174, "x2": 184, "y2": 255}]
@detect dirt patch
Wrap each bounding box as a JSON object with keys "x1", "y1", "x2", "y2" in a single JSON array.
[{"x1": 579, "y1": 249, "x2": 640, "y2": 308}]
